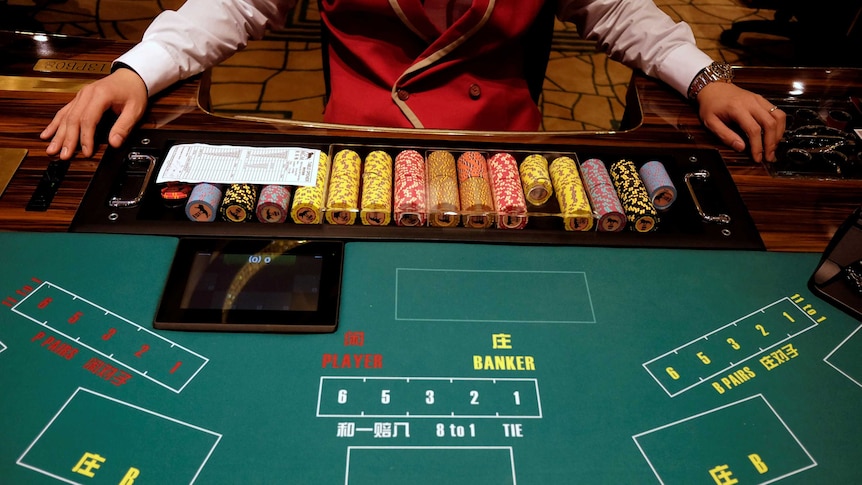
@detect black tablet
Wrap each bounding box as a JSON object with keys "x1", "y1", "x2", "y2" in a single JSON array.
[
  {"x1": 154, "y1": 238, "x2": 344, "y2": 333},
  {"x1": 809, "y1": 206, "x2": 862, "y2": 321}
]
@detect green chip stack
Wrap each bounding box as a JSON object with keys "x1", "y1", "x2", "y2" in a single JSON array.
[{"x1": 609, "y1": 159, "x2": 658, "y2": 232}]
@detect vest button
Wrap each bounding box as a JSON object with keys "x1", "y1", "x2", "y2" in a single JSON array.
[
  {"x1": 397, "y1": 89, "x2": 410, "y2": 101},
  {"x1": 469, "y1": 83, "x2": 481, "y2": 100}
]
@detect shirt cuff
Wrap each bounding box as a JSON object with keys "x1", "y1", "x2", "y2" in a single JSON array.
[
  {"x1": 655, "y1": 44, "x2": 714, "y2": 99},
  {"x1": 114, "y1": 41, "x2": 182, "y2": 97}
]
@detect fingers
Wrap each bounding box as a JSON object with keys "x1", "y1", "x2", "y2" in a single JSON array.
[
  {"x1": 41, "y1": 88, "x2": 107, "y2": 160},
  {"x1": 40, "y1": 69, "x2": 148, "y2": 160},
  {"x1": 739, "y1": 101, "x2": 785, "y2": 163},
  {"x1": 109, "y1": 103, "x2": 144, "y2": 148},
  {"x1": 759, "y1": 104, "x2": 786, "y2": 162},
  {"x1": 697, "y1": 83, "x2": 787, "y2": 163},
  {"x1": 702, "y1": 115, "x2": 747, "y2": 155}
]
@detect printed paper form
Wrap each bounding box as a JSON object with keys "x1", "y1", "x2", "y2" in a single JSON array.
[{"x1": 156, "y1": 143, "x2": 321, "y2": 186}]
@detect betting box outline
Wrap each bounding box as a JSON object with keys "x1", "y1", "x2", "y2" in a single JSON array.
[
  {"x1": 394, "y1": 268, "x2": 596, "y2": 323},
  {"x1": 16, "y1": 387, "x2": 223, "y2": 485},
  {"x1": 632, "y1": 393, "x2": 817, "y2": 485},
  {"x1": 10, "y1": 280, "x2": 209, "y2": 393},
  {"x1": 823, "y1": 323, "x2": 862, "y2": 389},
  {"x1": 317, "y1": 376, "x2": 543, "y2": 419},
  {"x1": 642, "y1": 297, "x2": 820, "y2": 397},
  {"x1": 344, "y1": 446, "x2": 517, "y2": 485}
]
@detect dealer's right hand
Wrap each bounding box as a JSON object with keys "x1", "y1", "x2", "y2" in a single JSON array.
[{"x1": 41, "y1": 67, "x2": 148, "y2": 160}]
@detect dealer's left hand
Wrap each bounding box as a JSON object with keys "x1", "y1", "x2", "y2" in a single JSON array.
[{"x1": 695, "y1": 82, "x2": 786, "y2": 163}]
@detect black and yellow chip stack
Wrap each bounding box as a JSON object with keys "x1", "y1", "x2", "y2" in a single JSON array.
[
  {"x1": 220, "y1": 183, "x2": 258, "y2": 222},
  {"x1": 609, "y1": 159, "x2": 658, "y2": 232}
]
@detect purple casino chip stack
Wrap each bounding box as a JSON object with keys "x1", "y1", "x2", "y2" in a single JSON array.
[
  {"x1": 638, "y1": 160, "x2": 677, "y2": 210},
  {"x1": 579, "y1": 159, "x2": 626, "y2": 232},
  {"x1": 185, "y1": 183, "x2": 223, "y2": 222}
]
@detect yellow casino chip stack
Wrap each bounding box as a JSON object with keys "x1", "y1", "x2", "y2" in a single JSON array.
[
  {"x1": 326, "y1": 149, "x2": 362, "y2": 225},
  {"x1": 549, "y1": 156, "x2": 593, "y2": 231},
  {"x1": 360, "y1": 150, "x2": 393, "y2": 226},
  {"x1": 291, "y1": 152, "x2": 330, "y2": 224},
  {"x1": 519, "y1": 154, "x2": 553, "y2": 206},
  {"x1": 426, "y1": 150, "x2": 460, "y2": 227},
  {"x1": 456, "y1": 151, "x2": 494, "y2": 229}
]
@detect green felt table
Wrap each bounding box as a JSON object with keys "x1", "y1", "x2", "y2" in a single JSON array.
[{"x1": 1, "y1": 233, "x2": 860, "y2": 484}]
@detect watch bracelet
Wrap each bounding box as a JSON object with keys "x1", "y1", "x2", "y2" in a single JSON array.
[{"x1": 687, "y1": 61, "x2": 733, "y2": 101}]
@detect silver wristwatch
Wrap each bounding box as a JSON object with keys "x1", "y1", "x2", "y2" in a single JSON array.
[{"x1": 687, "y1": 62, "x2": 733, "y2": 101}]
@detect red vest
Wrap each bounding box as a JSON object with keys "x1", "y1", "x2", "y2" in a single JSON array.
[{"x1": 320, "y1": 0, "x2": 548, "y2": 131}]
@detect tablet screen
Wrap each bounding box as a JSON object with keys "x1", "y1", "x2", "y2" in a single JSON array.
[{"x1": 155, "y1": 238, "x2": 343, "y2": 333}]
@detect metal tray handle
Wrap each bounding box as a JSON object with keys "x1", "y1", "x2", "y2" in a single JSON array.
[{"x1": 684, "y1": 170, "x2": 731, "y2": 224}]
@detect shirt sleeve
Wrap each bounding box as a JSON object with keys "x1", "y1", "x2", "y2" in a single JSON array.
[
  {"x1": 557, "y1": 0, "x2": 713, "y2": 98},
  {"x1": 114, "y1": 0, "x2": 294, "y2": 97}
]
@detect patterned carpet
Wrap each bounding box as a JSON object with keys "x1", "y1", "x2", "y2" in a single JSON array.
[{"x1": 7, "y1": 0, "x2": 800, "y2": 131}]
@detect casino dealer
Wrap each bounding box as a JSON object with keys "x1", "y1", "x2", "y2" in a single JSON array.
[{"x1": 44, "y1": 1, "x2": 785, "y2": 165}]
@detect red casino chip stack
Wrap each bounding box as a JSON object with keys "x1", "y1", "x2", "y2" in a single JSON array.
[
  {"x1": 255, "y1": 184, "x2": 291, "y2": 223},
  {"x1": 160, "y1": 182, "x2": 192, "y2": 209},
  {"x1": 487, "y1": 152, "x2": 528, "y2": 229},
  {"x1": 393, "y1": 149, "x2": 427, "y2": 227},
  {"x1": 580, "y1": 158, "x2": 626, "y2": 232}
]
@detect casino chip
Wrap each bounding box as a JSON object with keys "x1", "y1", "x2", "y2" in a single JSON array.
[
  {"x1": 220, "y1": 184, "x2": 258, "y2": 222},
  {"x1": 160, "y1": 182, "x2": 192, "y2": 209},
  {"x1": 456, "y1": 151, "x2": 494, "y2": 228},
  {"x1": 610, "y1": 159, "x2": 659, "y2": 232},
  {"x1": 185, "y1": 183, "x2": 223, "y2": 222},
  {"x1": 426, "y1": 150, "x2": 461, "y2": 227},
  {"x1": 519, "y1": 154, "x2": 553, "y2": 206},
  {"x1": 256, "y1": 184, "x2": 291, "y2": 223},
  {"x1": 487, "y1": 152, "x2": 528, "y2": 229},
  {"x1": 360, "y1": 150, "x2": 393, "y2": 226},
  {"x1": 580, "y1": 158, "x2": 626, "y2": 232},
  {"x1": 394, "y1": 149, "x2": 427, "y2": 226},
  {"x1": 291, "y1": 153, "x2": 330, "y2": 224},
  {"x1": 326, "y1": 149, "x2": 362, "y2": 225},
  {"x1": 549, "y1": 156, "x2": 593, "y2": 231},
  {"x1": 638, "y1": 160, "x2": 677, "y2": 210}
]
